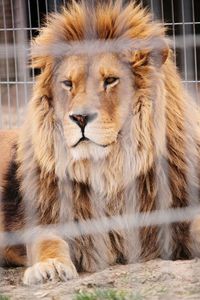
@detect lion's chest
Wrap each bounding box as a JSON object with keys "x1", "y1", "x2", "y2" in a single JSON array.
[{"x1": 69, "y1": 180, "x2": 140, "y2": 271}]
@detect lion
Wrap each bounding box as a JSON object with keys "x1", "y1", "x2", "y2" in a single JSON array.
[{"x1": 1, "y1": 0, "x2": 200, "y2": 285}]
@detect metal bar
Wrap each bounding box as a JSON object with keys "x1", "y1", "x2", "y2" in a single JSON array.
[
  {"x1": 0, "y1": 27, "x2": 39, "y2": 31},
  {"x1": 163, "y1": 22, "x2": 200, "y2": 25},
  {"x1": 160, "y1": 0, "x2": 164, "y2": 22},
  {"x1": 2, "y1": 0, "x2": 12, "y2": 128},
  {"x1": 163, "y1": 21, "x2": 200, "y2": 26},
  {"x1": 10, "y1": 0, "x2": 20, "y2": 126},
  {"x1": 0, "y1": 81, "x2": 34, "y2": 84},
  {"x1": 36, "y1": 0, "x2": 41, "y2": 28},
  {"x1": 181, "y1": 0, "x2": 188, "y2": 82},
  {"x1": 182, "y1": 80, "x2": 200, "y2": 83},
  {"x1": 27, "y1": 0, "x2": 35, "y2": 80},
  {"x1": 2, "y1": 22, "x2": 200, "y2": 31},
  {"x1": 192, "y1": 0, "x2": 199, "y2": 100},
  {"x1": 171, "y1": 0, "x2": 176, "y2": 64},
  {"x1": 54, "y1": 0, "x2": 58, "y2": 12},
  {"x1": 150, "y1": 0, "x2": 154, "y2": 14},
  {"x1": 45, "y1": 0, "x2": 49, "y2": 20}
]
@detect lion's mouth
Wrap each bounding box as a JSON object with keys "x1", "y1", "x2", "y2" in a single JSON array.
[
  {"x1": 72, "y1": 136, "x2": 89, "y2": 147},
  {"x1": 72, "y1": 135, "x2": 112, "y2": 148}
]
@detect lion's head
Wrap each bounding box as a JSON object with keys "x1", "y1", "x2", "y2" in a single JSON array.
[
  {"x1": 25, "y1": 0, "x2": 190, "y2": 187},
  {"x1": 53, "y1": 52, "x2": 134, "y2": 161}
]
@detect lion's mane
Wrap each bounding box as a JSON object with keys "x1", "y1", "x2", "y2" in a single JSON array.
[{"x1": 2, "y1": 0, "x2": 200, "y2": 269}]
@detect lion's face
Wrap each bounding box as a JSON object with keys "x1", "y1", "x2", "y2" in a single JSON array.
[{"x1": 54, "y1": 53, "x2": 134, "y2": 161}]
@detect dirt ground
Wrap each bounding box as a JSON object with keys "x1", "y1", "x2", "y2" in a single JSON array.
[{"x1": 1, "y1": 259, "x2": 200, "y2": 299}]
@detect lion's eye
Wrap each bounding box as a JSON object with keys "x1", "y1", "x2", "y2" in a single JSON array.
[
  {"x1": 104, "y1": 77, "x2": 119, "y2": 89},
  {"x1": 61, "y1": 80, "x2": 73, "y2": 90}
]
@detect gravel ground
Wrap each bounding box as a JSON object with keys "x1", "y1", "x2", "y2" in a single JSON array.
[{"x1": 1, "y1": 259, "x2": 200, "y2": 299}]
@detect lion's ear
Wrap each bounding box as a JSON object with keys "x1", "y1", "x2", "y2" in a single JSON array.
[
  {"x1": 129, "y1": 37, "x2": 169, "y2": 69},
  {"x1": 149, "y1": 37, "x2": 169, "y2": 67},
  {"x1": 30, "y1": 39, "x2": 49, "y2": 70}
]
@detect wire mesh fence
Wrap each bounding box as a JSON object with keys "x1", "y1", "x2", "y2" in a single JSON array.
[{"x1": 0, "y1": 0, "x2": 200, "y2": 129}]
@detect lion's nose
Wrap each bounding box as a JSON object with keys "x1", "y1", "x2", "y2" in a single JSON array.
[{"x1": 69, "y1": 113, "x2": 97, "y2": 129}]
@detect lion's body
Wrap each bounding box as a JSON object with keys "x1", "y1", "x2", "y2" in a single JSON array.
[{"x1": 1, "y1": 1, "x2": 200, "y2": 284}]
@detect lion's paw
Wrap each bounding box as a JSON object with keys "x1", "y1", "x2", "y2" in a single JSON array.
[{"x1": 23, "y1": 258, "x2": 78, "y2": 285}]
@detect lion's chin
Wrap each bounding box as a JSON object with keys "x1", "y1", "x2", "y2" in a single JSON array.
[{"x1": 69, "y1": 141, "x2": 112, "y2": 161}]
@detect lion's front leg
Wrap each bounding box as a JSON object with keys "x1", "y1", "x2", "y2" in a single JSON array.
[{"x1": 23, "y1": 235, "x2": 78, "y2": 285}]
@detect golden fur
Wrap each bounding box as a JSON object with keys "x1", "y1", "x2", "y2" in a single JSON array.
[
  {"x1": 1, "y1": 0, "x2": 200, "y2": 284},
  {"x1": 0, "y1": 130, "x2": 19, "y2": 188}
]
